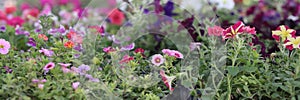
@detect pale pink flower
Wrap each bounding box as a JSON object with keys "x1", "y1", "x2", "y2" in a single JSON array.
[
  {"x1": 207, "y1": 26, "x2": 224, "y2": 36},
  {"x1": 72, "y1": 82, "x2": 80, "y2": 90},
  {"x1": 38, "y1": 84, "x2": 44, "y2": 89},
  {"x1": 0, "y1": 39, "x2": 11, "y2": 55},
  {"x1": 151, "y1": 54, "x2": 165, "y2": 66}
]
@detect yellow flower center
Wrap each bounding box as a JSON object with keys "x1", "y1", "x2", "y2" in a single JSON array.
[
  {"x1": 155, "y1": 58, "x2": 161, "y2": 63},
  {"x1": 0, "y1": 45, "x2": 4, "y2": 49},
  {"x1": 292, "y1": 39, "x2": 300, "y2": 45},
  {"x1": 281, "y1": 30, "x2": 290, "y2": 39}
]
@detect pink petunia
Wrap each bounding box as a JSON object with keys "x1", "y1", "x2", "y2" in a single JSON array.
[
  {"x1": 162, "y1": 49, "x2": 184, "y2": 59},
  {"x1": 207, "y1": 26, "x2": 224, "y2": 36},
  {"x1": 119, "y1": 55, "x2": 134, "y2": 64},
  {"x1": 72, "y1": 82, "x2": 80, "y2": 90},
  {"x1": 0, "y1": 39, "x2": 11, "y2": 55},
  {"x1": 243, "y1": 26, "x2": 256, "y2": 35},
  {"x1": 43, "y1": 62, "x2": 55, "y2": 71},
  {"x1": 39, "y1": 48, "x2": 54, "y2": 57},
  {"x1": 151, "y1": 54, "x2": 165, "y2": 66},
  {"x1": 38, "y1": 84, "x2": 44, "y2": 89},
  {"x1": 160, "y1": 70, "x2": 175, "y2": 91},
  {"x1": 103, "y1": 46, "x2": 115, "y2": 53}
]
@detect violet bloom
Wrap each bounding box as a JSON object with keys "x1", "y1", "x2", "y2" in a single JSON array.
[
  {"x1": 0, "y1": 25, "x2": 6, "y2": 32},
  {"x1": 27, "y1": 38, "x2": 36, "y2": 48},
  {"x1": 39, "y1": 48, "x2": 54, "y2": 57},
  {"x1": 164, "y1": 1, "x2": 177, "y2": 17},
  {"x1": 15, "y1": 26, "x2": 30, "y2": 36},
  {"x1": 78, "y1": 64, "x2": 90, "y2": 74},
  {"x1": 120, "y1": 43, "x2": 135, "y2": 51}
]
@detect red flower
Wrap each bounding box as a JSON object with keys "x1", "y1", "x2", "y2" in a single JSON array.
[
  {"x1": 6, "y1": 16, "x2": 25, "y2": 27},
  {"x1": 160, "y1": 70, "x2": 175, "y2": 91},
  {"x1": 0, "y1": 11, "x2": 7, "y2": 20},
  {"x1": 67, "y1": 31, "x2": 76, "y2": 39},
  {"x1": 38, "y1": 34, "x2": 48, "y2": 41},
  {"x1": 64, "y1": 41, "x2": 74, "y2": 48},
  {"x1": 222, "y1": 21, "x2": 245, "y2": 39},
  {"x1": 23, "y1": 8, "x2": 40, "y2": 20},
  {"x1": 5, "y1": 6, "x2": 17, "y2": 14},
  {"x1": 88, "y1": 25, "x2": 105, "y2": 35},
  {"x1": 108, "y1": 9, "x2": 125, "y2": 26},
  {"x1": 119, "y1": 55, "x2": 134, "y2": 64},
  {"x1": 134, "y1": 48, "x2": 145, "y2": 54}
]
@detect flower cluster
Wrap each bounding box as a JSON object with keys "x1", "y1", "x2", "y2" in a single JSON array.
[{"x1": 272, "y1": 25, "x2": 299, "y2": 50}]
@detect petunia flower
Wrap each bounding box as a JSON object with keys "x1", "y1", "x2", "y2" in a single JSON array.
[
  {"x1": 160, "y1": 70, "x2": 175, "y2": 91},
  {"x1": 38, "y1": 34, "x2": 49, "y2": 41},
  {"x1": 134, "y1": 48, "x2": 145, "y2": 54},
  {"x1": 43, "y1": 62, "x2": 55, "y2": 74},
  {"x1": 103, "y1": 46, "x2": 115, "y2": 53},
  {"x1": 64, "y1": 41, "x2": 74, "y2": 49},
  {"x1": 190, "y1": 42, "x2": 202, "y2": 51},
  {"x1": 0, "y1": 39, "x2": 11, "y2": 55},
  {"x1": 242, "y1": 26, "x2": 256, "y2": 35},
  {"x1": 27, "y1": 38, "x2": 36, "y2": 48},
  {"x1": 3, "y1": 66, "x2": 12, "y2": 73},
  {"x1": 272, "y1": 25, "x2": 296, "y2": 42},
  {"x1": 6, "y1": 16, "x2": 25, "y2": 27},
  {"x1": 284, "y1": 36, "x2": 300, "y2": 50},
  {"x1": 151, "y1": 54, "x2": 165, "y2": 66},
  {"x1": 72, "y1": 82, "x2": 80, "y2": 90},
  {"x1": 0, "y1": 25, "x2": 6, "y2": 32},
  {"x1": 162, "y1": 49, "x2": 184, "y2": 59},
  {"x1": 119, "y1": 55, "x2": 134, "y2": 64},
  {"x1": 108, "y1": 8, "x2": 125, "y2": 26},
  {"x1": 38, "y1": 84, "x2": 44, "y2": 89},
  {"x1": 78, "y1": 64, "x2": 91, "y2": 74},
  {"x1": 120, "y1": 43, "x2": 135, "y2": 51},
  {"x1": 222, "y1": 21, "x2": 245, "y2": 39},
  {"x1": 39, "y1": 48, "x2": 54, "y2": 57},
  {"x1": 207, "y1": 26, "x2": 224, "y2": 36},
  {"x1": 164, "y1": 1, "x2": 177, "y2": 17}
]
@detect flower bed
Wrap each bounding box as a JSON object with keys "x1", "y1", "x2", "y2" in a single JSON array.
[{"x1": 0, "y1": 0, "x2": 300, "y2": 99}]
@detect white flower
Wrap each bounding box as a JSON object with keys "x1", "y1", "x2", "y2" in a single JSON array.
[
  {"x1": 180, "y1": 0, "x2": 203, "y2": 12},
  {"x1": 210, "y1": 0, "x2": 235, "y2": 10},
  {"x1": 151, "y1": 54, "x2": 165, "y2": 66}
]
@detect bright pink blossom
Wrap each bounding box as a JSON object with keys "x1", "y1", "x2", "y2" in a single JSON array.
[{"x1": 0, "y1": 39, "x2": 11, "y2": 55}]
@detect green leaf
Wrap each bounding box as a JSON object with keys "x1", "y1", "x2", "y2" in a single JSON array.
[{"x1": 226, "y1": 67, "x2": 240, "y2": 76}]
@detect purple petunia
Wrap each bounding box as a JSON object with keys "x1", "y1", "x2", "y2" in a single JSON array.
[
  {"x1": 39, "y1": 48, "x2": 54, "y2": 57},
  {"x1": 120, "y1": 43, "x2": 135, "y2": 51},
  {"x1": 27, "y1": 38, "x2": 36, "y2": 48},
  {"x1": 0, "y1": 25, "x2": 6, "y2": 32}
]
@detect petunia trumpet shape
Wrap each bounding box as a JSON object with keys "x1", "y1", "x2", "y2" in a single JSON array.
[
  {"x1": 160, "y1": 70, "x2": 175, "y2": 91},
  {"x1": 284, "y1": 36, "x2": 300, "y2": 50}
]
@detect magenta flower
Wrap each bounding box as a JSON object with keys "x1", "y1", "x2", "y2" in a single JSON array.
[
  {"x1": 119, "y1": 55, "x2": 134, "y2": 64},
  {"x1": 0, "y1": 39, "x2": 11, "y2": 55},
  {"x1": 151, "y1": 54, "x2": 165, "y2": 66},
  {"x1": 43, "y1": 62, "x2": 55, "y2": 73},
  {"x1": 243, "y1": 26, "x2": 256, "y2": 35},
  {"x1": 103, "y1": 46, "x2": 115, "y2": 53},
  {"x1": 222, "y1": 21, "x2": 245, "y2": 39},
  {"x1": 39, "y1": 48, "x2": 54, "y2": 57},
  {"x1": 72, "y1": 82, "x2": 80, "y2": 90},
  {"x1": 162, "y1": 49, "x2": 184, "y2": 59}
]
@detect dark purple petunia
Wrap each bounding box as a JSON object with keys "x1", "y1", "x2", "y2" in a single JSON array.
[
  {"x1": 179, "y1": 16, "x2": 198, "y2": 41},
  {"x1": 164, "y1": 1, "x2": 177, "y2": 17},
  {"x1": 154, "y1": 0, "x2": 163, "y2": 14},
  {"x1": 0, "y1": 25, "x2": 6, "y2": 32},
  {"x1": 27, "y1": 38, "x2": 37, "y2": 48}
]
